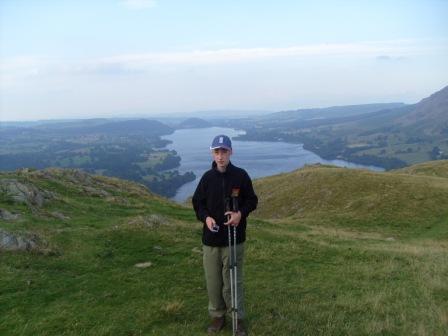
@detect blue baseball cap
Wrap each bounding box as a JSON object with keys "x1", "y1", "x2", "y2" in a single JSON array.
[{"x1": 210, "y1": 135, "x2": 232, "y2": 151}]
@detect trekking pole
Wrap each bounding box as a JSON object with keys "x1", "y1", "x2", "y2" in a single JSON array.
[
  {"x1": 232, "y1": 194, "x2": 239, "y2": 334},
  {"x1": 226, "y1": 198, "x2": 236, "y2": 336}
]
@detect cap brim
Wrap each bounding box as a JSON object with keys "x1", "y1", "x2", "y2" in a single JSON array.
[{"x1": 210, "y1": 145, "x2": 231, "y2": 150}]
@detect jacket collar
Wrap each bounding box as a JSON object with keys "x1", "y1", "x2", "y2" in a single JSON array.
[{"x1": 212, "y1": 161, "x2": 234, "y2": 174}]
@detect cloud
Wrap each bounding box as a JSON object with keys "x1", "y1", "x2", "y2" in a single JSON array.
[
  {"x1": 376, "y1": 55, "x2": 407, "y2": 62},
  {"x1": 121, "y1": 0, "x2": 157, "y2": 10},
  {"x1": 0, "y1": 39, "x2": 443, "y2": 82},
  {"x1": 101, "y1": 39, "x2": 421, "y2": 67}
]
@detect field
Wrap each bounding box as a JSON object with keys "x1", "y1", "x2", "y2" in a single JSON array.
[{"x1": 1, "y1": 165, "x2": 447, "y2": 335}]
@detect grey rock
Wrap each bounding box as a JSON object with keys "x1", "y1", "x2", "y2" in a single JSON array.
[
  {"x1": 146, "y1": 214, "x2": 165, "y2": 227},
  {"x1": 0, "y1": 208, "x2": 20, "y2": 220},
  {"x1": 128, "y1": 214, "x2": 168, "y2": 228},
  {"x1": 105, "y1": 196, "x2": 131, "y2": 206},
  {"x1": 83, "y1": 186, "x2": 110, "y2": 197},
  {"x1": 135, "y1": 261, "x2": 152, "y2": 268},
  {"x1": 30, "y1": 168, "x2": 93, "y2": 188},
  {"x1": 65, "y1": 169, "x2": 93, "y2": 185},
  {"x1": 0, "y1": 228, "x2": 40, "y2": 251},
  {"x1": 51, "y1": 211, "x2": 70, "y2": 221},
  {"x1": 0, "y1": 179, "x2": 55, "y2": 207}
]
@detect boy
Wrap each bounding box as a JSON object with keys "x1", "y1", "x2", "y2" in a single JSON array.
[{"x1": 193, "y1": 134, "x2": 258, "y2": 335}]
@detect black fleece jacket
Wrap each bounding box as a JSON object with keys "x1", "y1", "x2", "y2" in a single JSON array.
[{"x1": 192, "y1": 161, "x2": 258, "y2": 247}]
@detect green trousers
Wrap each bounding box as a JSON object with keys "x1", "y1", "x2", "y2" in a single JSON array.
[{"x1": 203, "y1": 243, "x2": 245, "y2": 319}]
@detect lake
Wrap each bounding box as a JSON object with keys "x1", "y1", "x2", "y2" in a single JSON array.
[{"x1": 162, "y1": 127, "x2": 383, "y2": 203}]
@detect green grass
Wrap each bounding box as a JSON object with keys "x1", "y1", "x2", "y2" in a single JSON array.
[
  {"x1": 245, "y1": 220, "x2": 448, "y2": 335},
  {"x1": 253, "y1": 164, "x2": 448, "y2": 230},
  {"x1": 1, "y1": 167, "x2": 447, "y2": 335},
  {"x1": 393, "y1": 160, "x2": 448, "y2": 179}
]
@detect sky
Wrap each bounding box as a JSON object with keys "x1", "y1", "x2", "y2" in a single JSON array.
[{"x1": 0, "y1": 0, "x2": 447, "y2": 121}]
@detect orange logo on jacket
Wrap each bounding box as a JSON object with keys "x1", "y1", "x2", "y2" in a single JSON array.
[{"x1": 231, "y1": 187, "x2": 240, "y2": 197}]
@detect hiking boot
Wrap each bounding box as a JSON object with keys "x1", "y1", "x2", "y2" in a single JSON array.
[
  {"x1": 207, "y1": 316, "x2": 225, "y2": 334},
  {"x1": 236, "y1": 319, "x2": 247, "y2": 336}
]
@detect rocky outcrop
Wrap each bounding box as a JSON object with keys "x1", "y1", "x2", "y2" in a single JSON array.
[
  {"x1": 0, "y1": 228, "x2": 42, "y2": 251},
  {"x1": 25, "y1": 168, "x2": 153, "y2": 199},
  {"x1": 127, "y1": 214, "x2": 168, "y2": 228},
  {"x1": 50, "y1": 211, "x2": 70, "y2": 221},
  {"x1": 82, "y1": 186, "x2": 110, "y2": 197},
  {"x1": 0, "y1": 178, "x2": 56, "y2": 208},
  {"x1": 0, "y1": 208, "x2": 20, "y2": 220},
  {"x1": 28, "y1": 168, "x2": 93, "y2": 185}
]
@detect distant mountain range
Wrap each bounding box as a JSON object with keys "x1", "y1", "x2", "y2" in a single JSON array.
[
  {"x1": 1, "y1": 85, "x2": 446, "y2": 176},
  {"x1": 36, "y1": 119, "x2": 173, "y2": 137},
  {"x1": 235, "y1": 85, "x2": 448, "y2": 169},
  {"x1": 177, "y1": 117, "x2": 211, "y2": 129},
  {"x1": 262, "y1": 102, "x2": 406, "y2": 122},
  {"x1": 395, "y1": 85, "x2": 448, "y2": 134}
]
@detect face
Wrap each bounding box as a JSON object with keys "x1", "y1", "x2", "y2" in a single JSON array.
[{"x1": 212, "y1": 148, "x2": 232, "y2": 170}]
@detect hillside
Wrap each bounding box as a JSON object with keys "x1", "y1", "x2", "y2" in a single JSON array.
[
  {"x1": 253, "y1": 162, "x2": 448, "y2": 237},
  {"x1": 0, "y1": 119, "x2": 195, "y2": 198},
  {"x1": 235, "y1": 85, "x2": 448, "y2": 169},
  {"x1": 392, "y1": 160, "x2": 448, "y2": 179},
  {"x1": 261, "y1": 103, "x2": 406, "y2": 123},
  {"x1": 339, "y1": 85, "x2": 448, "y2": 164},
  {"x1": 29, "y1": 118, "x2": 174, "y2": 137},
  {"x1": 395, "y1": 86, "x2": 448, "y2": 133},
  {"x1": 1, "y1": 167, "x2": 447, "y2": 335},
  {"x1": 227, "y1": 103, "x2": 407, "y2": 133},
  {"x1": 178, "y1": 118, "x2": 211, "y2": 129}
]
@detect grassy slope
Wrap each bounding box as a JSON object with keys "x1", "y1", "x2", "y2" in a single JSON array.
[
  {"x1": 1, "y1": 165, "x2": 447, "y2": 335},
  {"x1": 253, "y1": 163, "x2": 448, "y2": 238},
  {"x1": 392, "y1": 160, "x2": 448, "y2": 179}
]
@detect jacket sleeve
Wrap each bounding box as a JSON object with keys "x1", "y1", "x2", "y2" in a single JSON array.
[
  {"x1": 192, "y1": 175, "x2": 210, "y2": 223},
  {"x1": 239, "y1": 171, "x2": 258, "y2": 219}
]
